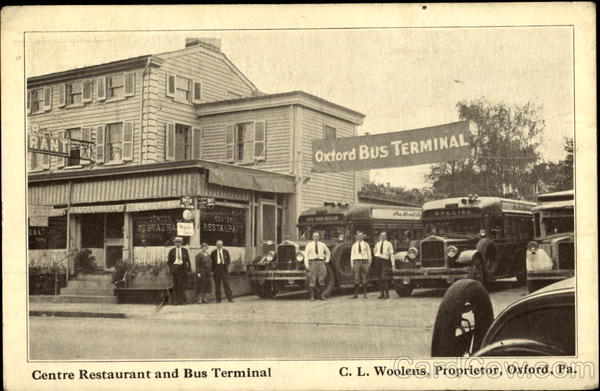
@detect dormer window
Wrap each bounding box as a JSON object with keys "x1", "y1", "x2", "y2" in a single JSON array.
[{"x1": 166, "y1": 74, "x2": 202, "y2": 104}]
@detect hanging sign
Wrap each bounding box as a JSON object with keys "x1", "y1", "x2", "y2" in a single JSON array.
[
  {"x1": 177, "y1": 221, "x2": 194, "y2": 236},
  {"x1": 311, "y1": 121, "x2": 475, "y2": 173}
]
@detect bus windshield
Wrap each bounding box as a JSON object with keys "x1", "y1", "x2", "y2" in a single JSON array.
[
  {"x1": 424, "y1": 218, "x2": 481, "y2": 237},
  {"x1": 542, "y1": 216, "x2": 574, "y2": 235},
  {"x1": 299, "y1": 224, "x2": 345, "y2": 241}
]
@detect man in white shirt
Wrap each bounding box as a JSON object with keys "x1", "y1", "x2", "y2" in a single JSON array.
[
  {"x1": 373, "y1": 231, "x2": 395, "y2": 299},
  {"x1": 303, "y1": 231, "x2": 331, "y2": 301},
  {"x1": 350, "y1": 231, "x2": 372, "y2": 299}
]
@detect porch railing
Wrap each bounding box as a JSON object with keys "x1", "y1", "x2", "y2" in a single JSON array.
[{"x1": 53, "y1": 250, "x2": 77, "y2": 296}]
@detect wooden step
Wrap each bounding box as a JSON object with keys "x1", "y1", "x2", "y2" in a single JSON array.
[{"x1": 60, "y1": 287, "x2": 115, "y2": 296}]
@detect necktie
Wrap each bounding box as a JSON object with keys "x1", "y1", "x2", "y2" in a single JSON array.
[
  {"x1": 358, "y1": 241, "x2": 362, "y2": 254},
  {"x1": 379, "y1": 241, "x2": 383, "y2": 255},
  {"x1": 177, "y1": 248, "x2": 181, "y2": 261},
  {"x1": 314, "y1": 241, "x2": 318, "y2": 257},
  {"x1": 219, "y1": 250, "x2": 222, "y2": 264}
]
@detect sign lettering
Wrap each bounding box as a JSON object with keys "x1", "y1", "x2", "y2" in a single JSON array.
[
  {"x1": 371, "y1": 208, "x2": 422, "y2": 220},
  {"x1": 27, "y1": 134, "x2": 70, "y2": 158},
  {"x1": 311, "y1": 121, "x2": 474, "y2": 173}
]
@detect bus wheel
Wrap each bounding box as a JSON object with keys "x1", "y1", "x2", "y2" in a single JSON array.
[
  {"x1": 468, "y1": 257, "x2": 485, "y2": 286},
  {"x1": 254, "y1": 282, "x2": 278, "y2": 299},
  {"x1": 331, "y1": 244, "x2": 354, "y2": 284},
  {"x1": 394, "y1": 282, "x2": 413, "y2": 297},
  {"x1": 321, "y1": 263, "x2": 336, "y2": 298}
]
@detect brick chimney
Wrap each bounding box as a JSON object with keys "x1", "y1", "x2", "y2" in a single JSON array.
[{"x1": 185, "y1": 37, "x2": 221, "y2": 52}]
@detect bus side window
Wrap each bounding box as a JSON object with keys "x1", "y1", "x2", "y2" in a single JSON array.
[
  {"x1": 521, "y1": 217, "x2": 534, "y2": 239},
  {"x1": 488, "y1": 215, "x2": 504, "y2": 239}
]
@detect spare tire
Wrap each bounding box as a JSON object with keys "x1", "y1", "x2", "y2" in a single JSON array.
[
  {"x1": 331, "y1": 243, "x2": 354, "y2": 285},
  {"x1": 431, "y1": 279, "x2": 494, "y2": 357}
]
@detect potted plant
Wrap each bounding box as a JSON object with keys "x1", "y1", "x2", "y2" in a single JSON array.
[{"x1": 74, "y1": 249, "x2": 97, "y2": 274}]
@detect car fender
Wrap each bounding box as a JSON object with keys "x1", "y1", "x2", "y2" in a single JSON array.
[
  {"x1": 394, "y1": 251, "x2": 409, "y2": 268},
  {"x1": 455, "y1": 249, "x2": 479, "y2": 266}
]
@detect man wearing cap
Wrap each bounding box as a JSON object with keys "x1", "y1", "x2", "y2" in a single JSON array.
[
  {"x1": 373, "y1": 231, "x2": 395, "y2": 299},
  {"x1": 350, "y1": 231, "x2": 372, "y2": 299},
  {"x1": 303, "y1": 231, "x2": 331, "y2": 301},
  {"x1": 210, "y1": 240, "x2": 234, "y2": 303},
  {"x1": 167, "y1": 237, "x2": 191, "y2": 305}
]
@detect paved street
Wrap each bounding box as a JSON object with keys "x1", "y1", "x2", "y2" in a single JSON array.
[{"x1": 29, "y1": 280, "x2": 527, "y2": 360}]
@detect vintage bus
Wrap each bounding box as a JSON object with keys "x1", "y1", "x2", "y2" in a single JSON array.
[
  {"x1": 392, "y1": 195, "x2": 535, "y2": 296},
  {"x1": 526, "y1": 189, "x2": 574, "y2": 293},
  {"x1": 247, "y1": 202, "x2": 423, "y2": 298}
]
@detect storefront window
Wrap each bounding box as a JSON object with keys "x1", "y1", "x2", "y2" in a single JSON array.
[
  {"x1": 28, "y1": 216, "x2": 67, "y2": 250},
  {"x1": 105, "y1": 213, "x2": 123, "y2": 239},
  {"x1": 133, "y1": 210, "x2": 188, "y2": 246},
  {"x1": 201, "y1": 206, "x2": 246, "y2": 247}
]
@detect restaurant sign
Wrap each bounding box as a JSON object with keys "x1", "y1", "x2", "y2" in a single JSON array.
[
  {"x1": 28, "y1": 133, "x2": 70, "y2": 158},
  {"x1": 311, "y1": 121, "x2": 475, "y2": 173}
]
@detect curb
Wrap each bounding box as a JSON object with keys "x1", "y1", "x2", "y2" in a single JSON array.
[{"x1": 29, "y1": 310, "x2": 127, "y2": 319}]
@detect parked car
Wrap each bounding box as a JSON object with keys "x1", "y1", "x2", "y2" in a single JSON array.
[{"x1": 431, "y1": 278, "x2": 575, "y2": 357}]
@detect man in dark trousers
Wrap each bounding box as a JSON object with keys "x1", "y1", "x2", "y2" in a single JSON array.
[
  {"x1": 167, "y1": 236, "x2": 191, "y2": 305},
  {"x1": 210, "y1": 240, "x2": 234, "y2": 303}
]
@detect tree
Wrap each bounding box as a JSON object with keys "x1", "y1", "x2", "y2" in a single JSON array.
[
  {"x1": 529, "y1": 137, "x2": 573, "y2": 192},
  {"x1": 426, "y1": 98, "x2": 545, "y2": 198}
]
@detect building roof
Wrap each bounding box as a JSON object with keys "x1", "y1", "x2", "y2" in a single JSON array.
[
  {"x1": 27, "y1": 40, "x2": 258, "y2": 93},
  {"x1": 195, "y1": 90, "x2": 365, "y2": 125}
]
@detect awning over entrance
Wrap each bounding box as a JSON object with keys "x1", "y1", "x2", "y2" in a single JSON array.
[
  {"x1": 70, "y1": 204, "x2": 125, "y2": 214},
  {"x1": 208, "y1": 168, "x2": 295, "y2": 194}
]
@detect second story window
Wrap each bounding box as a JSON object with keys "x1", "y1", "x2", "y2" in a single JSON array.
[
  {"x1": 31, "y1": 88, "x2": 45, "y2": 113},
  {"x1": 66, "y1": 127, "x2": 82, "y2": 166},
  {"x1": 106, "y1": 123, "x2": 123, "y2": 162},
  {"x1": 323, "y1": 124, "x2": 337, "y2": 139},
  {"x1": 175, "y1": 124, "x2": 191, "y2": 160},
  {"x1": 225, "y1": 121, "x2": 266, "y2": 164},
  {"x1": 67, "y1": 81, "x2": 83, "y2": 106}
]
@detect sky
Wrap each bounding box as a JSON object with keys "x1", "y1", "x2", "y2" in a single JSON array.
[{"x1": 26, "y1": 28, "x2": 574, "y2": 188}]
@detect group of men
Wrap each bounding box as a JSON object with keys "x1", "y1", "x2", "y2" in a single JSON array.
[
  {"x1": 305, "y1": 231, "x2": 395, "y2": 302},
  {"x1": 167, "y1": 237, "x2": 233, "y2": 305},
  {"x1": 167, "y1": 230, "x2": 396, "y2": 304}
]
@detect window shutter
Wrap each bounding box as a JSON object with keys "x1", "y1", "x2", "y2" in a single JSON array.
[
  {"x1": 166, "y1": 74, "x2": 175, "y2": 98},
  {"x1": 82, "y1": 79, "x2": 93, "y2": 102},
  {"x1": 81, "y1": 127, "x2": 91, "y2": 165},
  {"x1": 193, "y1": 81, "x2": 202, "y2": 103},
  {"x1": 123, "y1": 122, "x2": 134, "y2": 161},
  {"x1": 58, "y1": 84, "x2": 66, "y2": 107},
  {"x1": 125, "y1": 72, "x2": 135, "y2": 97},
  {"x1": 57, "y1": 130, "x2": 66, "y2": 168},
  {"x1": 95, "y1": 125, "x2": 105, "y2": 163},
  {"x1": 27, "y1": 90, "x2": 31, "y2": 114},
  {"x1": 97, "y1": 77, "x2": 106, "y2": 101},
  {"x1": 165, "y1": 123, "x2": 175, "y2": 161},
  {"x1": 43, "y1": 87, "x2": 52, "y2": 111},
  {"x1": 243, "y1": 122, "x2": 255, "y2": 163},
  {"x1": 225, "y1": 125, "x2": 234, "y2": 163},
  {"x1": 192, "y1": 127, "x2": 202, "y2": 159},
  {"x1": 254, "y1": 121, "x2": 266, "y2": 161}
]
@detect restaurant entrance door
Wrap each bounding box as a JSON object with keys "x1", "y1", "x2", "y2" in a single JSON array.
[{"x1": 104, "y1": 213, "x2": 124, "y2": 271}]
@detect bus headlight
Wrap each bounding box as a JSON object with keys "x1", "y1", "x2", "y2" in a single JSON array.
[
  {"x1": 296, "y1": 252, "x2": 305, "y2": 262},
  {"x1": 446, "y1": 246, "x2": 458, "y2": 258},
  {"x1": 407, "y1": 247, "x2": 419, "y2": 259},
  {"x1": 265, "y1": 252, "x2": 275, "y2": 262},
  {"x1": 527, "y1": 241, "x2": 539, "y2": 254}
]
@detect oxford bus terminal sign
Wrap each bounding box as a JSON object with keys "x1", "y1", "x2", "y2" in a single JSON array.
[{"x1": 311, "y1": 120, "x2": 475, "y2": 173}]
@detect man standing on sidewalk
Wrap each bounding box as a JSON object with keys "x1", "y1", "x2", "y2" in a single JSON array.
[
  {"x1": 350, "y1": 231, "x2": 371, "y2": 299},
  {"x1": 303, "y1": 231, "x2": 331, "y2": 301},
  {"x1": 167, "y1": 237, "x2": 191, "y2": 305},
  {"x1": 211, "y1": 240, "x2": 234, "y2": 303},
  {"x1": 373, "y1": 231, "x2": 395, "y2": 299}
]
